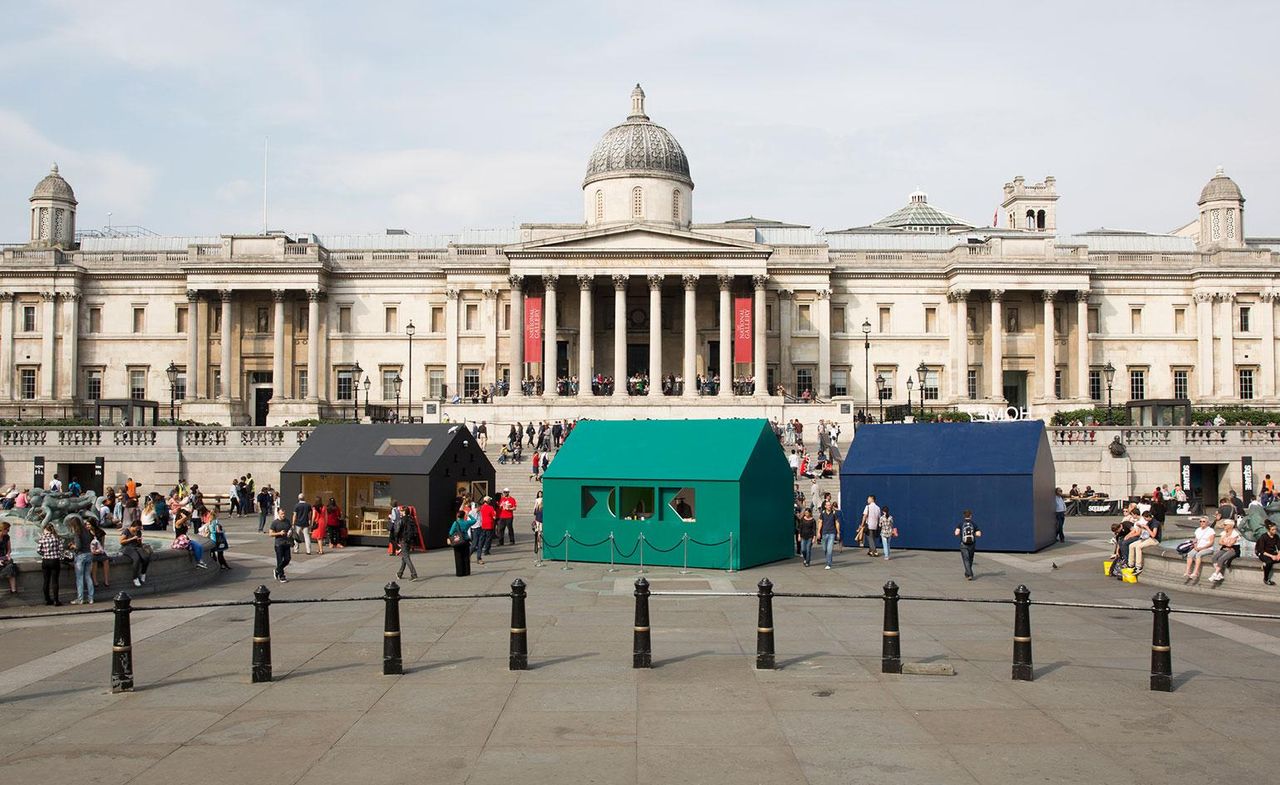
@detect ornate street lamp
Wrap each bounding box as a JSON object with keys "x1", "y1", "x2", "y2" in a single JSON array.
[
  {"x1": 362, "y1": 376, "x2": 371, "y2": 422},
  {"x1": 1103, "y1": 361, "x2": 1116, "y2": 423},
  {"x1": 916, "y1": 361, "x2": 929, "y2": 421},
  {"x1": 875, "y1": 373, "x2": 885, "y2": 422},
  {"x1": 393, "y1": 372, "x2": 403, "y2": 422},
  {"x1": 352, "y1": 361, "x2": 363, "y2": 422},
  {"x1": 165, "y1": 362, "x2": 179, "y2": 422},
  {"x1": 862, "y1": 318, "x2": 872, "y2": 419},
  {"x1": 906, "y1": 375, "x2": 914, "y2": 423},
  {"x1": 405, "y1": 320, "x2": 416, "y2": 422}
]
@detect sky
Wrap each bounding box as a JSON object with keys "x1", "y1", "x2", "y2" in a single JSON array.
[{"x1": 1, "y1": 0, "x2": 1277, "y2": 241}]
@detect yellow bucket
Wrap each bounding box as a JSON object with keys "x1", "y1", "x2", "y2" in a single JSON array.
[
  {"x1": 1121, "y1": 568, "x2": 1138, "y2": 584},
  {"x1": 1103, "y1": 560, "x2": 1114, "y2": 576}
]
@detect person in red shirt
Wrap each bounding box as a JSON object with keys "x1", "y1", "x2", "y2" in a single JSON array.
[
  {"x1": 497, "y1": 489, "x2": 518, "y2": 546},
  {"x1": 476, "y1": 497, "x2": 496, "y2": 565}
]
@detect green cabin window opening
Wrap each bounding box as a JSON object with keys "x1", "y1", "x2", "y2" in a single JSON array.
[
  {"x1": 662, "y1": 487, "x2": 696, "y2": 522},
  {"x1": 582, "y1": 486, "x2": 616, "y2": 519},
  {"x1": 619, "y1": 487, "x2": 655, "y2": 520}
]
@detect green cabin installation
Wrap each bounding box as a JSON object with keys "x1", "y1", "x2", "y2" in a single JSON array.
[{"x1": 540, "y1": 418, "x2": 794, "y2": 570}]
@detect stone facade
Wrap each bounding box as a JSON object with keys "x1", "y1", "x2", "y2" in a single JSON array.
[{"x1": 1, "y1": 90, "x2": 1277, "y2": 426}]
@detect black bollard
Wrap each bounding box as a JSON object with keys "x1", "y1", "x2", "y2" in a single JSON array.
[
  {"x1": 756, "y1": 578, "x2": 775, "y2": 670},
  {"x1": 251, "y1": 584, "x2": 273, "y2": 683},
  {"x1": 633, "y1": 577, "x2": 652, "y2": 668},
  {"x1": 509, "y1": 578, "x2": 528, "y2": 671},
  {"x1": 1149, "y1": 591, "x2": 1172, "y2": 692},
  {"x1": 1011, "y1": 584, "x2": 1033, "y2": 681},
  {"x1": 881, "y1": 580, "x2": 901, "y2": 674},
  {"x1": 110, "y1": 592, "x2": 134, "y2": 693},
  {"x1": 383, "y1": 581, "x2": 403, "y2": 675}
]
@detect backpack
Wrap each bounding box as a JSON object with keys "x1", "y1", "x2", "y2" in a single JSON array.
[{"x1": 960, "y1": 520, "x2": 976, "y2": 545}]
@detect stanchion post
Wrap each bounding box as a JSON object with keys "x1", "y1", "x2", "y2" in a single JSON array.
[
  {"x1": 509, "y1": 578, "x2": 529, "y2": 670},
  {"x1": 608, "y1": 532, "x2": 617, "y2": 572},
  {"x1": 756, "y1": 578, "x2": 776, "y2": 670},
  {"x1": 1012, "y1": 584, "x2": 1033, "y2": 681},
  {"x1": 728, "y1": 533, "x2": 735, "y2": 572},
  {"x1": 251, "y1": 584, "x2": 273, "y2": 683},
  {"x1": 562, "y1": 531, "x2": 572, "y2": 571},
  {"x1": 110, "y1": 592, "x2": 134, "y2": 693},
  {"x1": 881, "y1": 580, "x2": 901, "y2": 674},
  {"x1": 1150, "y1": 591, "x2": 1172, "y2": 692},
  {"x1": 383, "y1": 581, "x2": 403, "y2": 676},
  {"x1": 638, "y1": 532, "x2": 646, "y2": 573},
  {"x1": 633, "y1": 577, "x2": 652, "y2": 668},
  {"x1": 680, "y1": 533, "x2": 689, "y2": 575}
]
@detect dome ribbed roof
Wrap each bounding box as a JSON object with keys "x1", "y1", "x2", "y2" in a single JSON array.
[
  {"x1": 1198, "y1": 166, "x2": 1243, "y2": 205},
  {"x1": 873, "y1": 191, "x2": 971, "y2": 229},
  {"x1": 584, "y1": 85, "x2": 692, "y2": 188},
  {"x1": 30, "y1": 163, "x2": 77, "y2": 204}
]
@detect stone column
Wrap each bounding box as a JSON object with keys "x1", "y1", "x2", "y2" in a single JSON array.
[
  {"x1": 949, "y1": 290, "x2": 969, "y2": 398},
  {"x1": 1261, "y1": 291, "x2": 1277, "y2": 399},
  {"x1": 272, "y1": 290, "x2": 286, "y2": 399},
  {"x1": 753, "y1": 275, "x2": 767, "y2": 395},
  {"x1": 717, "y1": 275, "x2": 731, "y2": 396},
  {"x1": 41, "y1": 292, "x2": 56, "y2": 399},
  {"x1": 777, "y1": 289, "x2": 792, "y2": 394},
  {"x1": 1194, "y1": 292, "x2": 1213, "y2": 399},
  {"x1": 219, "y1": 290, "x2": 233, "y2": 401},
  {"x1": 483, "y1": 288, "x2": 498, "y2": 386},
  {"x1": 613, "y1": 275, "x2": 627, "y2": 392},
  {"x1": 1218, "y1": 293, "x2": 1236, "y2": 398},
  {"x1": 186, "y1": 290, "x2": 200, "y2": 400},
  {"x1": 508, "y1": 275, "x2": 524, "y2": 389},
  {"x1": 648, "y1": 275, "x2": 663, "y2": 392},
  {"x1": 543, "y1": 278, "x2": 558, "y2": 396},
  {"x1": 817, "y1": 289, "x2": 832, "y2": 399},
  {"x1": 445, "y1": 287, "x2": 460, "y2": 398},
  {"x1": 988, "y1": 289, "x2": 1004, "y2": 402},
  {"x1": 1042, "y1": 291, "x2": 1057, "y2": 400},
  {"x1": 1075, "y1": 290, "x2": 1090, "y2": 400},
  {"x1": 0, "y1": 293, "x2": 13, "y2": 400},
  {"x1": 578, "y1": 275, "x2": 594, "y2": 392},
  {"x1": 682, "y1": 274, "x2": 697, "y2": 397},
  {"x1": 306, "y1": 289, "x2": 321, "y2": 401},
  {"x1": 61, "y1": 294, "x2": 80, "y2": 400}
]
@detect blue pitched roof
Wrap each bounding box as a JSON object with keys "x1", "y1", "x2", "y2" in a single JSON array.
[{"x1": 841, "y1": 421, "x2": 1045, "y2": 476}]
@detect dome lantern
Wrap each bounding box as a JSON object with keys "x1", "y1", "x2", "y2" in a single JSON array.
[{"x1": 28, "y1": 162, "x2": 77, "y2": 247}]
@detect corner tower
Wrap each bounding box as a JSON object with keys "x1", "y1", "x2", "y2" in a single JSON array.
[
  {"x1": 1196, "y1": 166, "x2": 1245, "y2": 248},
  {"x1": 29, "y1": 163, "x2": 77, "y2": 247},
  {"x1": 1001, "y1": 175, "x2": 1057, "y2": 231}
]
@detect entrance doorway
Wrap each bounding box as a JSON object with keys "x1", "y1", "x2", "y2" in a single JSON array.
[
  {"x1": 627, "y1": 344, "x2": 648, "y2": 377},
  {"x1": 1002, "y1": 371, "x2": 1027, "y2": 409},
  {"x1": 556, "y1": 340, "x2": 570, "y2": 381},
  {"x1": 58, "y1": 462, "x2": 102, "y2": 495},
  {"x1": 1189, "y1": 463, "x2": 1225, "y2": 509},
  {"x1": 708, "y1": 340, "x2": 720, "y2": 377},
  {"x1": 252, "y1": 385, "x2": 273, "y2": 426}
]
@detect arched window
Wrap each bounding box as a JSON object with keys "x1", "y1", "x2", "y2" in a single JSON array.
[
  {"x1": 1025, "y1": 209, "x2": 1035, "y2": 230},
  {"x1": 672, "y1": 189, "x2": 680, "y2": 222},
  {"x1": 594, "y1": 190, "x2": 604, "y2": 222},
  {"x1": 632, "y1": 186, "x2": 643, "y2": 219},
  {"x1": 1036, "y1": 209, "x2": 1046, "y2": 230}
]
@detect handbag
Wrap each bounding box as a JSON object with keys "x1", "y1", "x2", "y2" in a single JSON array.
[
  {"x1": 1175, "y1": 539, "x2": 1195, "y2": 555},
  {"x1": 447, "y1": 533, "x2": 465, "y2": 546}
]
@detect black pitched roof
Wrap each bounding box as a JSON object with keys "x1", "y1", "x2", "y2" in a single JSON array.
[{"x1": 280, "y1": 423, "x2": 469, "y2": 475}]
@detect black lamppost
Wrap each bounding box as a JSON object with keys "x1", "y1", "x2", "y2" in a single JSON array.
[
  {"x1": 862, "y1": 318, "x2": 872, "y2": 418},
  {"x1": 362, "y1": 376, "x2": 371, "y2": 422},
  {"x1": 906, "y1": 375, "x2": 914, "y2": 423},
  {"x1": 405, "y1": 320, "x2": 416, "y2": 423},
  {"x1": 875, "y1": 373, "x2": 885, "y2": 422},
  {"x1": 352, "y1": 361, "x2": 363, "y2": 423},
  {"x1": 393, "y1": 372, "x2": 403, "y2": 422},
  {"x1": 1104, "y1": 361, "x2": 1116, "y2": 423},
  {"x1": 916, "y1": 361, "x2": 928, "y2": 421},
  {"x1": 165, "y1": 362, "x2": 179, "y2": 422}
]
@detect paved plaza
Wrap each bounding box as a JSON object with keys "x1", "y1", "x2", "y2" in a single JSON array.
[{"x1": 1, "y1": 511, "x2": 1277, "y2": 785}]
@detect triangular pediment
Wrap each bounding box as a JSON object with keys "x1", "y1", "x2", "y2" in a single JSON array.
[{"x1": 507, "y1": 223, "x2": 769, "y2": 254}]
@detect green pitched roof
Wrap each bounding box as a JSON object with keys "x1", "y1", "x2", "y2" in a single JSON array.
[{"x1": 543, "y1": 419, "x2": 773, "y2": 482}]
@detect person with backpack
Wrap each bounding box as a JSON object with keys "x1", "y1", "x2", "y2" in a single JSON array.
[
  {"x1": 954, "y1": 510, "x2": 982, "y2": 580},
  {"x1": 394, "y1": 504, "x2": 419, "y2": 581}
]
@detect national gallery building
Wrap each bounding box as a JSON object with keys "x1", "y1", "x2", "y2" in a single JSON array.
[{"x1": 1, "y1": 85, "x2": 1277, "y2": 426}]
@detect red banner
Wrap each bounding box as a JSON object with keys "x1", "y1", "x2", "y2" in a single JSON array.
[
  {"x1": 524, "y1": 296, "x2": 543, "y2": 364},
  {"x1": 734, "y1": 297, "x2": 752, "y2": 363}
]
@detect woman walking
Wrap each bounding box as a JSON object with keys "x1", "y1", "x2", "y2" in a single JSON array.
[
  {"x1": 532, "y1": 491, "x2": 544, "y2": 555},
  {"x1": 205, "y1": 508, "x2": 231, "y2": 570},
  {"x1": 324, "y1": 498, "x2": 343, "y2": 549},
  {"x1": 448, "y1": 509, "x2": 472, "y2": 577},
  {"x1": 797, "y1": 507, "x2": 817, "y2": 567},
  {"x1": 879, "y1": 506, "x2": 896, "y2": 561},
  {"x1": 0, "y1": 521, "x2": 19, "y2": 595},
  {"x1": 68, "y1": 515, "x2": 96, "y2": 604},
  {"x1": 36, "y1": 522, "x2": 63, "y2": 605},
  {"x1": 394, "y1": 504, "x2": 419, "y2": 581}
]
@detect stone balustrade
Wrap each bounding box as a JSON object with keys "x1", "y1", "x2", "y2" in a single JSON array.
[{"x1": 1049, "y1": 425, "x2": 1280, "y2": 448}]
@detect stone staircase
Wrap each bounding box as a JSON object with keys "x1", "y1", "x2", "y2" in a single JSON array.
[{"x1": 481, "y1": 443, "x2": 548, "y2": 539}]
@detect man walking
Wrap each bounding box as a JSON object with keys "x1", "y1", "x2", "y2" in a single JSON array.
[
  {"x1": 270, "y1": 508, "x2": 293, "y2": 583},
  {"x1": 395, "y1": 504, "x2": 419, "y2": 581},
  {"x1": 861, "y1": 495, "x2": 881, "y2": 557},
  {"x1": 1053, "y1": 487, "x2": 1067, "y2": 543},
  {"x1": 291, "y1": 494, "x2": 313, "y2": 555},
  {"x1": 954, "y1": 510, "x2": 982, "y2": 580},
  {"x1": 256, "y1": 485, "x2": 274, "y2": 533},
  {"x1": 818, "y1": 500, "x2": 841, "y2": 570},
  {"x1": 475, "y1": 497, "x2": 496, "y2": 565}
]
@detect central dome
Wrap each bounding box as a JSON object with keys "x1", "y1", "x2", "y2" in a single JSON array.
[{"x1": 584, "y1": 85, "x2": 692, "y2": 188}]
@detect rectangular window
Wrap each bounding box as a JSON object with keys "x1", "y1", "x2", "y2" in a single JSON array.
[
  {"x1": 88, "y1": 306, "x2": 102, "y2": 333},
  {"x1": 464, "y1": 303, "x2": 479, "y2": 331},
  {"x1": 129, "y1": 368, "x2": 146, "y2": 400},
  {"x1": 924, "y1": 306, "x2": 937, "y2": 333},
  {"x1": 431, "y1": 306, "x2": 444, "y2": 333},
  {"x1": 20, "y1": 368, "x2": 36, "y2": 399},
  {"x1": 338, "y1": 306, "x2": 352, "y2": 333},
  {"x1": 1089, "y1": 369, "x2": 1102, "y2": 401},
  {"x1": 619, "y1": 487, "x2": 656, "y2": 520},
  {"x1": 385, "y1": 306, "x2": 398, "y2": 334},
  {"x1": 766, "y1": 304, "x2": 775, "y2": 332},
  {"x1": 1054, "y1": 368, "x2": 1063, "y2": 400},
  {"x1": 797, "y1": 303, "x2": 813, "y2": 332},
  {"x1": 255, "y1": 305, "x2": 270, "y2": 334},
  {"x1": 878, "y1": 306, "x2": 891, "y2": 333},
  {"x1": 85, "y1": 368, "x2": 102, "y2": 401},
  {"x1": 1173, "y1": 369, "x2": 1189, "y2": 400},
  {"x1": 382, "y1": 368, "x2": 400, "y2": 401},
  {"x1": 175, "y1": 371, "x2": 187, "y2": 401},
  {"x1": 176, "y1": 305, "x2": 189, "y2": 334},
  {"x1": 1174, "y1": 307, "x2": 1186, "y2": 334},
  {"x1": 502, "y1": 303, "x2": 511, "y2": 331},
  {"x1": 463, "y1": 367, "x2": 481, "y2": 397},
  {"x1": 967, "y1": 368, "x2": 978, "y2": 400},
  {"x1": 795, "y1": 367, "x2": 814, "y2": 395},
  {"x1": 831, "y1": 368, "x2": 849, "y2": 397},
  {"x1": 22, "y1": 306, "x2": 36, "y2": 332},
  {"x1": 1130, "y1": 307, "x2": 1142, "y2": 334},
  {"x1": 132, "y1": 307, "x2": 146, "y2": 334},
  {"x1": 427, "y1": 367, "x2": 445, "y2": 399},
  {"x1": 832, "y1": 305, "x2": 846, "y2": 334},
  {"x1": 1239, "y1": 368, "x2": 1255, "y2": 400},
  {"x1": 1239, "y1": 306, "x2": 1251, "y2": 333},
  {"x1": 1087, "y1": 307, "x2": 1100, "y2": 334},
  {"x1": 1130, "y1": 368, "x2": 1146, "y2": 401},
  {"x1": 297, "y1": 369, "x2": 308, "y2": 399},
  {"x1": 921, "y1": 369, "x2": 940, "y2": 400},
  {"x1": 336, "y1": 369, "x2": 354, "y2": 401},
  {"x1": 875, "y1": 367, "x2": 896, "y2": 400}
]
